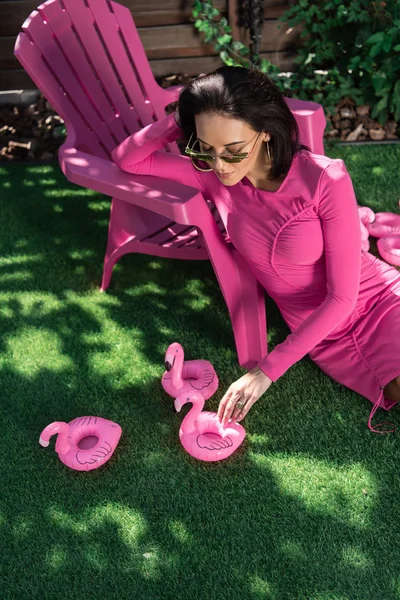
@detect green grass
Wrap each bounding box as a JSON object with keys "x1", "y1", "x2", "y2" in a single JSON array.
[{"x1": 0, "y1": 144, "x2": 400, "y2": 600}]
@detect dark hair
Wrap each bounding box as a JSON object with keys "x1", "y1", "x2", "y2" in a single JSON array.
[{"x1": 177, "y1": 65, "x2": 310, "y2": 179}]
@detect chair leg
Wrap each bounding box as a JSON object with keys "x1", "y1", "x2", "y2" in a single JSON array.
[
  {"x1": 231, "y1": 249, "x2": 267, "y2": 369},
  {"x1": 100, "y1": 248, "x2": 120, "y2": 292},
  {"x1": 201, "y1": 230, "x2": 267, "y2": 369}
]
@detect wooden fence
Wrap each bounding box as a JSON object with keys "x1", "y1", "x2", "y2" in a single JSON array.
[{"x1": 0, "y1": 0, "x2": 300, "y2": 90}]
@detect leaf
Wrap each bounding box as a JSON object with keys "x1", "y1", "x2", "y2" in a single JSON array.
[
  {"x1": 370, "y1": 43, "x2": 383, "y2": 58},
  {"x1": 366, "y1": 31, "x2": 385, "y2": 44},
  {"x1": 382, "y1": 36, "x2": 392, "y2": 53}
]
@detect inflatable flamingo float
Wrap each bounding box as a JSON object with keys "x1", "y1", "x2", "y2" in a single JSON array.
[
  {"x1": 366, "y1": 211, "x2": 400, "y2": 238},
  {"x1": 174, "y1": 391, "x2": 246, "y2": 462},
  {"x1": 377, "y1": 236, "x2": 400, "y2": 267},
  {"x1": 39, "y1": 416, "x2": 122, "y2": 471},
  {"x1": 162, "y1": 342, "x2": 218, "y2": 399},
  {"x1": 358, "y1": 205, "x2": 400, "y2": 266}
]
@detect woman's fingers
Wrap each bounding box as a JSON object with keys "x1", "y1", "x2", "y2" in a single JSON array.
[
  {"x1": 235, "y1": 398, "x2": 255, "y2": 422},
  {"x1": 218, "y1": 388, "x2": 241, "y2": 425},
  {"x1": 231, "y1": 396, "x2": 247, "y2": 422},
  {"x1": 216, "y1": 388, "x2": 232, "y2": 421}
]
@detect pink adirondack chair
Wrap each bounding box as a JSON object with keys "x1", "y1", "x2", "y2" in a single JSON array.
[{"x1": 14, "y1": 0, "x2": 326, "y2": 370}]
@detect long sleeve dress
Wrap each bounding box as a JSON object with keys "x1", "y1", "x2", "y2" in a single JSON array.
[{"x1": 112, "y1": 112, "x2": 400, "y2": 430}]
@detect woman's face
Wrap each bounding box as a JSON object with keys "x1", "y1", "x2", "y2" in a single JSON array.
[{"x1": 194, "y1": 112, "x2": 270, "y2": 186}]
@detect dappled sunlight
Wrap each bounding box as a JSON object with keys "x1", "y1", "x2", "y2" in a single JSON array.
[
  {"x1": 4, "y1": 327, "x2": 74, "y2": 376},
  {"x1": 44, "y1": 503, "x2": 184, "y2": 577},
  {"x1": 371, "y1": 166, "x2": 384, "y2": 176},
  {"x1": 12, "y1": 515, "x2": 32, "y2": 539},
  {"x1": 142, "y1": 448, "x2": 172, "y2": 468},
  {"x1": 341, "y1": 544, "x2": 372, "y2": 570},
  {"x1": 280, "y1": 538, "x2": 304, "y2": 561},
  {"x1": 46, "y1": 544, "x2": 68, "y2": 572},
  {"x1": 168, "y1": 520, "x2": 193, "y2": 545},
  {"x1": 246, "y1": 432, "x2": 272, "y2": 449},
  {"x1": 124, "y1": 281, "x2": 167, "y2": 298},
  {"x1": 0, "y1": 271, "x2": 33, "y2": 283},
  {"x1": 248, "y1": 574, "x2": 277, "y2": 598},
  {"x1": 48, "y1": 503, "x2": 147, "y2": 546},
  {"x1": 0, "y1": 254, "x2": 44, "y2": 268},
  {"x1": 249, "y1": 453, "x2": 376, "y2": 528},
  {"x1": 39, "y1": 178, "x2": 57, "y2": 186},
  {"x1": 43, "y1": 188, "x2": 99, "y2": 198},
  {"x1": 1, "y1": 148, "x2": 400, "y2": 597},
  {"x1": 183, "y1": 278, "x2": 212, "y2": 311},
  {"x1": 69, "y1": 249, "x2": 97, "y2": 261}
]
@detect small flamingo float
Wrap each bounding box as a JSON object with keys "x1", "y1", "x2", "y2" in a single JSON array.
[
  {"x1": 366, "y1": 211, "x2": 400, "y2": 238},
  {"x1": 161, "y1": 342, "x2": 218, "y2": 399},
  {"x1": 357, "y1": 206, "x2": 400, "y2": 266},
  {"x1": 39, "y1": 416, "x2": 122, "y2": 471},
  {"x1": 174, "y1": 391, "x2": 246, "y2": 462},
  {"x1": 377, "y1": 236, "x2": 400, "y2": 267}
]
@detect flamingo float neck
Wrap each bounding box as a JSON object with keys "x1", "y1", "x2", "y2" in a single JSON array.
[
  {"x1": 175, "y1": 393, "x2": 205, "y2": 434},
  {"x1": 166, "y1": 345, "x2": 185, "y2": 391},
  {"x1": 39, "y1": 421, "x2": 70, "y2": 454}
]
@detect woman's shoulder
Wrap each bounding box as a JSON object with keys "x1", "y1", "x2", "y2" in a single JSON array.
[{"x1": 296, "y1": 148, "x2": 347, "y2": 179}]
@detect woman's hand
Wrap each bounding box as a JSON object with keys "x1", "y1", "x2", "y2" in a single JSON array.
[{"x1": 217, "y1": 367, "x2": 273, "y2": 426}]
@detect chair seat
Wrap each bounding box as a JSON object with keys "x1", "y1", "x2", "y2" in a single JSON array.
[{"x1": 139, "y1": 202, "x2": 227, "y2": 253}]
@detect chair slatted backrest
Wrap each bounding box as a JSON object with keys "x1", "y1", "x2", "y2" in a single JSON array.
[{"x1": 15, "y1": 0, "x2": 178, "y2": 158}]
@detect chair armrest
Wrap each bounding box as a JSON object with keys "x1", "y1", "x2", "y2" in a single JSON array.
[
  {"x1": 59, "y1": 146, "x2": 206, "y2": 225},
  {"x1": 160, "y1": 84, "x2": 184, "y2": 106}
]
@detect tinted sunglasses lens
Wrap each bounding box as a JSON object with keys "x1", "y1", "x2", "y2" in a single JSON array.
[
  {"x1": 222, "y1": 155, "x2": 244, "y2": 163},
  {"x1": 194, "y1": 153, "x2": 213, "y2": 162}
]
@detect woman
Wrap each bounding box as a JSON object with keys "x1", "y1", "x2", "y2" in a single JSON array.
[{"x1": 112, "y1": 66, "x2": 400, "y2": 433}]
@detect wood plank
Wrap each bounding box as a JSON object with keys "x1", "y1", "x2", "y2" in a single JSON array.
[
  {"x1": 138, "y1": 21, "x2": 300, "y2": 59},
  {"x1": 3, "y1": 19, "x2": 300, "y2": 70},
  {"x1": 149, "y1": 52, "x2": 296, "y2": 77},
  {"x1": 0, "y1": 1, "x2": 39, "y2": 37},
  {"x1": 0, "y1": 0, "x2": 226, "y2": 35},
  {"x1": 126, "y1": 0, "x2": 227, "y2": 27},
  {"x1": 0, "y1": 37, "x2": 21, "y2": 70},
  {"x1": 0, "y1": 0, "x2": 291, "y2": 36},
  {"x1": 0, "y1": 68, "x2": 35, "y2": 91},
  {"x1": 0, "y1": 50, "x2": 296, "y2": 90}
]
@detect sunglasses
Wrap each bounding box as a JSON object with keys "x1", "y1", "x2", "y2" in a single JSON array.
[{"x1": 184, "y1": 131, "x2": 261, "y2": 164}]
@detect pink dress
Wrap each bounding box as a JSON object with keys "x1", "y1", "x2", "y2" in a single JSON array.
[{"x1": 112, "y1": 112, "x2": 400, "y2": 429}]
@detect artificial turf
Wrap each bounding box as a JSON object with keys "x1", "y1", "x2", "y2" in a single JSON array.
[{"x1": 0, "y1": 143, "x2": 399, "y2": 600}]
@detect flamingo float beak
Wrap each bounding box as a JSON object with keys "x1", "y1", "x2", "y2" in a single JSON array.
[
  {"x1": 174, "y1": 397, "x2": 184, "y2": 412},
  {"x1": 165, "y1": 361, "x2": 172, "y2": 372}
]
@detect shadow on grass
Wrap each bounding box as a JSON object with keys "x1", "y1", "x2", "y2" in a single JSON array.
[
  {"x1": 0, "y1": 159, "x2": 400, "y2": 599},
  {"x1": 1, "y1": 363, "x2": 399, "y2": 600}
]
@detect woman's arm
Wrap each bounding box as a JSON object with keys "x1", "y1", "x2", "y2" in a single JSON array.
[
  {"x1": 111, "y1": 112, "x2": 209, "y2": 195},
  {"x1": 258, "y1": 159, "x2": 362, "y2": 382}
]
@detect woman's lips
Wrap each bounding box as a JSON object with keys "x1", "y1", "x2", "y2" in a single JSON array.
[{"x1": 216, "y1": 172, "x2": 233, "y2": 180}]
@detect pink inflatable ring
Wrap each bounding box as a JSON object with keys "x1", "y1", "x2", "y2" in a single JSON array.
[
  {"x1": 366, "y1": 212, "x2": 400, "y2": 238},
  {"x1": 377, "y1": 235, "x2": 400, "y2": 267},
  {"x1": 39, "y1": 416, "x2": 122, "y2": 471}
]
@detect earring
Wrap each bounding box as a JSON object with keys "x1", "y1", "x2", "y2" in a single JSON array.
[
  {"x1": 267, "y1": 140, "x2": 273, "y2": 164},
  {"x1": 190, "y1": 155, "x2": 213, "y2": 172}
]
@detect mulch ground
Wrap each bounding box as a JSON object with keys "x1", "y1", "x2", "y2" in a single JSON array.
[{"x1": 1, "y1": 73, "x2": 399, "y2": 162}]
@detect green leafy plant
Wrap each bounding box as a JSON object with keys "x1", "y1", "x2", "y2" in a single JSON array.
[
  {"x1": 191, "y1": 0, "x2": 400, "y2": 125},
  {"x1": 191, "y1": 0, "x2": 280, "y2": 76},
  {"x1": 279, "y1": 0, "x2": 400, "y2": 123}
]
